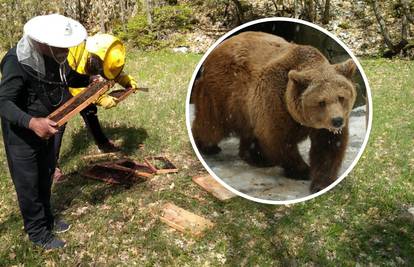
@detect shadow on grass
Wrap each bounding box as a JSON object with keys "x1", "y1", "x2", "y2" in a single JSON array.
[
  {"x1": 0, "y1": 212, "x2": 21, "y2": 236},
  {"x1": 51, "y1": 171, "x2": 134, "y2": 216},
  {"x1": 344, "y1": 214, "x2": 414, "y2": 264},
  {"x1": 226, "y1": 201, "x2": 414, "y2": 265},
  {"x1": 222, "y1": 201, "x2": 297, "y2": 266},
  {"x1": 53, "y1": 123, "x2": 149, "y2": 216},
  {"x1": 59, "y1": 123, "x2": 149, "y2": 164}
]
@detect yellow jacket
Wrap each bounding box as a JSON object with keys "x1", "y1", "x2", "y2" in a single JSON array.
[{"x1": 67, "y1": 34, "x2": 137, "y2": 98}]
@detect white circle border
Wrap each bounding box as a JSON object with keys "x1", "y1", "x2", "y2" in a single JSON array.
[{"x1": 185, "y1": 17, "x2": 373, "y2": 205}]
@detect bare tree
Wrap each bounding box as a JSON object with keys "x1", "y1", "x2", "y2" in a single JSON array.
[
  {"x1": 372, "y1": 0, "x2": 397, "y2": 51},
  {"x1": 230, "y1": 0, "x2": 245, "y2": 25},
  {"x1": 120, "y1": 0, "x2": 126, "y2": 31},
  {"x1": 322, "y1": 0, "x2": 330, "y2": 24},
  {"x1": 144, "y1": 0, "x2": 152, "y2": 26},
  {"x1": 401, "y1": 0, "x2": 414, "y2": 24},
  {"x1": 372, "y1": 0, "x2": 411, "y2": 57},
  {"x1": 98, "y1": 0, "x2": 105, "y2": 32},
  {"x1": 303, "y1": 0, "x2": 316, "y2": 22},
  {"x1": 294, "y1": 0, "x2": 299, "y2": 18}
]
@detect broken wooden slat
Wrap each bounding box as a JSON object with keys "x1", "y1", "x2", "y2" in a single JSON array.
[
  {"x1": 81, "y1": 164, "x2": 135, "y2": 185},
  {"x1": 192, "y1": 174, "x2": 237, "y2": 201},
  {"x1": 48, "y1": 81, "x2": 114, "y2": 127},
  {"x1": 144, "y1": 156, "x2": 178, "y2": 174},
  {"x1": 160, "y1": 202, "x2": 214, "y2": 237}
]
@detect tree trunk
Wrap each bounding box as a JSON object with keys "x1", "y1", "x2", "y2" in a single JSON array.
[
  {"x1": 402, "y1": 14, "x2": 408, "y2": 41},
  {"x1": 401, "y1": 0, "x2": 414, "y2": 24},
  {"x1": 372, "y1": 0, "x2": 395, "y2": 51},
  {"x1": 120, "y1": 0, "x2": 126, "y2": 31},
  {"x1": 322, "y1": 0, "x2": 330, "y2": 24},
  {"x1": 305, "y1": 0, "x2": 316, "y2": 22},
  {"x1": 294, "y1": 0, "x2": 299, "y2": 18},
  {"x1": 231, "y1": 0, "x2": 245, "y2": 25},
  {"x1": 99, "y1": 0, "x2": 105, "y2": 32},
  {"x1": 145, "y1": 0, "x2": 152, "y2": 26},
  {"x1": 77, "y1": 0, "x2": 81, "y2": 22}
]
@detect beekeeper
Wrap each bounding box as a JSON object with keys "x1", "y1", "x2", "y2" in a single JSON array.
[
  {"x1": 0, "y1": 14, "x2": 90, "y2": 249},
  {"x1": 53, "y1": 34, "x2": 139, "y2": 182}
]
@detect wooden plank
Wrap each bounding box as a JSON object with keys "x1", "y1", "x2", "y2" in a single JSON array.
[
  {"x1": 48, "y1": 81, "x2": 114, "y2": 127},
  {"x1": 144, "y1": 156, "x2": 178, "y2": 174},
  {"x1": 192, "y1": 174, "x2": 237, "y2": 201},
  {"x1": 159, "y1": 202, "x2": 214, "y2": 237}
]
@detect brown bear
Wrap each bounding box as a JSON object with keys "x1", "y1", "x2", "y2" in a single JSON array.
[{"x1": 191, "y1": 31, "x2": 357, "y2": 193}]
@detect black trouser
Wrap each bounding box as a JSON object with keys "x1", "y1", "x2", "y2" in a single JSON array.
[
  {"x1": 2, "y1": 127, "x2": 55, "y2": 243},
  {"x1": 54, "y1": 104, "x2": 108, "y2": 163},
  {"x1": 80, "y1": 104, "x2": 108, "y2": 145}
]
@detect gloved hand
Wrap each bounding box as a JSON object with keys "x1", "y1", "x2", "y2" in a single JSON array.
[
  {"x1": 127, "y1": 78, "x2": 139, "y2": 92},
  {"x1": 96, "y1": 95, "x2": 117, "y2": 109}
]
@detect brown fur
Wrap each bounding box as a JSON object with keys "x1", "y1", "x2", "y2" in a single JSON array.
[{"x1": 192, "y1": 31, "x2": 357, "y2": 193}]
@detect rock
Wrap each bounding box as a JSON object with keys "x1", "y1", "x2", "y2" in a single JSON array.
[
  {"x1": 172, "y1": 46, "x2": 189, "y2": 53},
  {"x1": 408, "y1": 207, "x2": 414, "y2": 217}
]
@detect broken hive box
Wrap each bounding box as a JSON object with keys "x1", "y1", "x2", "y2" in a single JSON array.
[
  {"x1": 160, "y1": 202, "x2": 214, "y2": 237},
  {"x1": 48, "y1": 80, "x2": 114, "y2": 127},
  {"x1": 144, "y1": 156, "x2": 178, "y2": 174},
  {"x1": 192, "y1": 174, "x2": 236, "y2": 201},
  {"x1": 110, "y1": 158, "x2": 155, "y2": 179},
  {"x1": 81, "y1": 164, "x2": 137, "y2": 185}
]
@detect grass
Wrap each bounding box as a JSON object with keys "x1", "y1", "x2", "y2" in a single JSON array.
[{"x1": 0, "y1": 51, "x2": 413, "y2": 266}]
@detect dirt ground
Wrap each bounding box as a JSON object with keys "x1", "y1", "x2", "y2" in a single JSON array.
[{"x1": 188, "y1": 105, "x2": 367, "y2": 201}]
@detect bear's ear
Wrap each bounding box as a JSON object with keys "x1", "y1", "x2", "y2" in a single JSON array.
[
  {"x1": 288, "y1": 70, "x2": 312, "y2": 88},
  {"x1": 334, "y1": 59, "x2": 357, "y2": 79}
]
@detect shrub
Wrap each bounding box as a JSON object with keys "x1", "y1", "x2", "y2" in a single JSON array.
[{"x1": 115, "y1": 3, "x2": 194, "y2": 50}]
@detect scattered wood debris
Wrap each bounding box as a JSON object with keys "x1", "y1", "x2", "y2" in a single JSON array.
[
  {"x1": 192, "y1": 174, "x2": 237, "y2": 201},
  {"x1": 160, "y1": 202, "x2": 214, "y2": 237}
]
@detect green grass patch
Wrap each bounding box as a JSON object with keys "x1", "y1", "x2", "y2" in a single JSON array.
[{"x1": 0, "y1": 53, "x2": 413, "y2": 265}]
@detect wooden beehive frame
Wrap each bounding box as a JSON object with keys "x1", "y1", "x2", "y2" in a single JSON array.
[
  {"x1": 81, "y1": 163, "x2": 136, "y2": 185},
  {"x1": 144, "y1": 156, "x2": 178, "y2": 174},
  {"x1": 106, "y1": 158, "x2": 155, "y2": 179},
  {"x1": 48, "y1": 81, "x2": 114, "y2": 127}
]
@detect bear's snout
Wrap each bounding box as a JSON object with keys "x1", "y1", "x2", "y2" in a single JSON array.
[{"x1": 331, "y1": 117, "x2": 344, "y2": 128}]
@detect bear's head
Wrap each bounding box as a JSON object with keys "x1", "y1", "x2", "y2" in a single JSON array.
[{"x1": 286, "y1": 59, "x2": 357, "y2": 133}]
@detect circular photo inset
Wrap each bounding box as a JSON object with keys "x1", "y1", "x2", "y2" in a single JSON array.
[{"x1": 186, "y1": 18, "x2": 372, "y2": 204}]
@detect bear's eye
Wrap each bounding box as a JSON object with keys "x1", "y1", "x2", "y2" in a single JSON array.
[
  {"x1": 338, "y1": 96, "x2": 345, "y2": 103},
  {"x1": 319, "y1": 101, "x2": 326, "y2": 108}
]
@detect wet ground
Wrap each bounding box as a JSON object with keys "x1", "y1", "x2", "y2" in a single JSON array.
[{"x1": 188, "y1": 105, "x2": 367, "y2": 201}]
